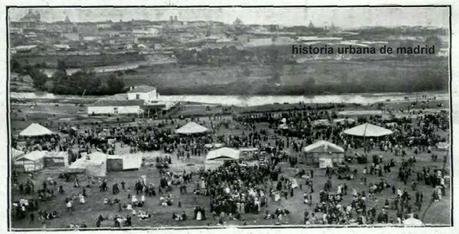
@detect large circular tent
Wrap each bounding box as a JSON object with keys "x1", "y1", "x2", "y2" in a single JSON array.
[
  {"x1": 175, "y1": 121, "x2": 209, "y2": 135},
  {"x1": 343, "y1": 123, "x2": 393, "y2": 137},
  {"x1": 19, "y1": 123, "x2": 54, "y2": 137}
]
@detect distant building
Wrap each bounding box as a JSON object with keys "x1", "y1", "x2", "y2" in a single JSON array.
[
  {"x1": 87, "y1": 85, "x2": 166, "y2": 116},
  {"x1": 169, "y1": 15, "x2": 179, "y2": 23},
  {"x1": 87, "y1": 100, "x2": 144, "y2": 115},
  {"x1": 127, "y1": 85, "x2": 159, "y2": 103},
  {"x1": 11, "y1": 45, "x2": 38, "y2": 54},
  {"x1": 64, "y1": 16, "x2": 72, "y2": 23},
  {"x1": 62, "y1": 32, "x2": 80, "y2": 41},
  {"x1": 233, "y1": 18, "x2": 243, "y2": 26},
  {"x1": 19, "y1": 10, "x2": 41, "y2": 23},
  {"x1": 53, "y1": 44, "x2": 71, "y2": 51}
]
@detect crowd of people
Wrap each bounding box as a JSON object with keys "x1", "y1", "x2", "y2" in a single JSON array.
[{"x1": 11, "y1": 101, "x2": 450, "y2": 228}]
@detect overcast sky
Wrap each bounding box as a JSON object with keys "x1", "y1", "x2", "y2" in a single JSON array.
[{"x1": 8, "y1": 7, "x2": 449, "y2": 29}]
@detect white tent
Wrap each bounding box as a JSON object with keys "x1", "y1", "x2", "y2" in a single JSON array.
[
  {"x1": 176, "y1": 122, "x2": 209, "y2": 134},
  {"x1": 122, "y1": 154, "x2": 142, "y2": 170},
  {"x1": 303, "y1": 141, "x2": 345, "y2": 167},
  {"x1": 14, "y1": 150, "x2": 47, "y2": 171},
  {"x1": 343, "y1": 123, "x2": 393, "y2": 137},
  {"x1": 205, "y1": 147, "x2": 240, "y2": 170},
  {"x1": 437, "y1": 142, "x2": 449, "y2": 151},
  {"x1": 19, "y1": 123, "x2": 54, "y2": 137},
  {"x1": 70, "y1": 151, "x2": 107, "y2": 177},
  {"x1": 312, "y1": 119, "x2": 330, "y2": 126},
  {"x1": 106, "y1": 154, "x2": 142, "y2": 171},
  {"x1": 403, "y1": 217, "x2": 424, "y2": 226},
  {"x1": 12, "y1": 148, "x2": 25, "y2": 159},
  {"x1": 304, "y1": 140, "x2": 344, "y2": 153},
  {"x1": 16, "y1": 150, "x2": 47, "y2": 161},
  {"x1": 206, "y1": 147, "x2": 240, "y2": 161}
]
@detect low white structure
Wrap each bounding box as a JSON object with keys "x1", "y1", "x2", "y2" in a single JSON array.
[
  {"x1": 127, "y1": 85, "x2": 159, "y2": 103},
  {"x1": 70, "y1": 152, "x2": 108, "y2": 177},
  {"x1": 303, "y1": 140, "x2": 345, "y2": 167},
  {"x1": 205, "y1": 147, "x2": 240, "y2": 170},
  {"x1": 14, "y1": 150, "x2": 47, "y2": 172},
  {"x1": 87, "y1": 100, "x2": 144, "y2": 115}
]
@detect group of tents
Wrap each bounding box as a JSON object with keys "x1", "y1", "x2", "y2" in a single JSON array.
[
  {"x1": 13, "y1": 123, "x2": 142, "y2": 176},
  {"x1": 11, "y1": 121, "x2": 413, "y2": 172},
  {"x1": 14, "y1": 149, "x2": 143, "y2": 176},
  {"x1": 14, "y1": 123, "x2": 63, "y2": 172},
  {"x1": 167, "y1": 121, "x2": 396, "y2": 170},
  {"x1": 69, "y1": 152, "x2": 142, "y2": 177},
  {"x1": 204, "y1": 122, "x2": 396, "y2": 170},
  {"x1": 13, "y1": 121, "x2": 213, "y2": 174},
  {"x1": 304, "y1": 123, "x2": 395, "y2": 168}
]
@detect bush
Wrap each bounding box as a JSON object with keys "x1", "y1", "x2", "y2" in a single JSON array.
[{"x1": 52, "y1": 70, "x2": 125, "y2": 95}]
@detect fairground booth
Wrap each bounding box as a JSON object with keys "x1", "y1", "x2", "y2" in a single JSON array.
[
  {"x1": 205, "y1": 147, "x2": 240, "y2": 170},
  {"x1": 303, "y1": 140, "x2": 345, "y2": 168}
]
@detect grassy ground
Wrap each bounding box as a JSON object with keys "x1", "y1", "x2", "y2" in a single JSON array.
[{"x1": 116, "y1": 58, "x2": 448, "y2": 95}]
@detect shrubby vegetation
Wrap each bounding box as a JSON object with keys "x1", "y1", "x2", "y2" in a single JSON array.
[{"x1": 11, "y1": 59, "x2": 125, "y2": 95}]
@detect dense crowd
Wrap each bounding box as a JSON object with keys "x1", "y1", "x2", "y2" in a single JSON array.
[{"x1": 11, "y1": 104, "x2": 450, "y2": 228}]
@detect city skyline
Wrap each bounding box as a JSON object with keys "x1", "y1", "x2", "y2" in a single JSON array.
[{"x1": 9, "y1": 7, "x2": 449, "y2": 29}]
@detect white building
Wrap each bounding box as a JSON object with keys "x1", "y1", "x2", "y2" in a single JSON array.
[
  {"x1": 87, "y1": 100, "x2": 144, "y2": 115},
  {"x1": 127, "y1": 85, "x2": 159, "y2": 103}
]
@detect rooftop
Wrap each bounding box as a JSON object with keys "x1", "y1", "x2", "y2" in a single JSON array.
[{"x1": 90, "y1": 99, "x2": 144, "y2": 107}]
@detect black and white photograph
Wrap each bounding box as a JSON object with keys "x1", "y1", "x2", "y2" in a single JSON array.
[{"x1": 5, "y1": 4, "x2": 453, "y2": 231}]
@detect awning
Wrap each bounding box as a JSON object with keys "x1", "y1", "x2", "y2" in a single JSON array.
[
  {"x1": 303, "y1": 140, "x2": 344, "y2": 153},
  {"x1": 206, "y1": 147, "x2": 240, "y2": 161}
]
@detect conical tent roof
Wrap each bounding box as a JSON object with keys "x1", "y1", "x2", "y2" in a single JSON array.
[
  {"x1": 303, "y1": 140, "x2": 344, "y2": 153},
  {"x1": 16, "y1": 150, "x2": 47, "y2": 161},
  {"x1": 343, "y1": 123, "x2": 393, "y2": 137},
  {"x1": 176, "y1": 122, "x2": 209, "y2": 134},
  {"x1": 19, "y1": 123, "x2": 54, "y2": 137},
  {"x1": 206, "y1": 147, "x2": 240, "y2": 161}
]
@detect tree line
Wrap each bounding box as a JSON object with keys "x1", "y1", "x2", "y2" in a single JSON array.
[{"x1": 11, "y1": 59, "x2": 125, "y2": 95}]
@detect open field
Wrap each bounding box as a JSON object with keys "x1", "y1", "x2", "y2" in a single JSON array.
[
  {"x1": 114, "y1": 58, "x2": 448, "y2": 95},
  {"x1": 13, "y1": 56, "x2": 446, "y2": 95}
]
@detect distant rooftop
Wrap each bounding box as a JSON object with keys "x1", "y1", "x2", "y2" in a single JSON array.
[
  {"x1": 127, "y1": 85, "x2": 156, "y2": 93},
  {"x1": 90, "y1": 99, "x2": 144, "y2": 107}
]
